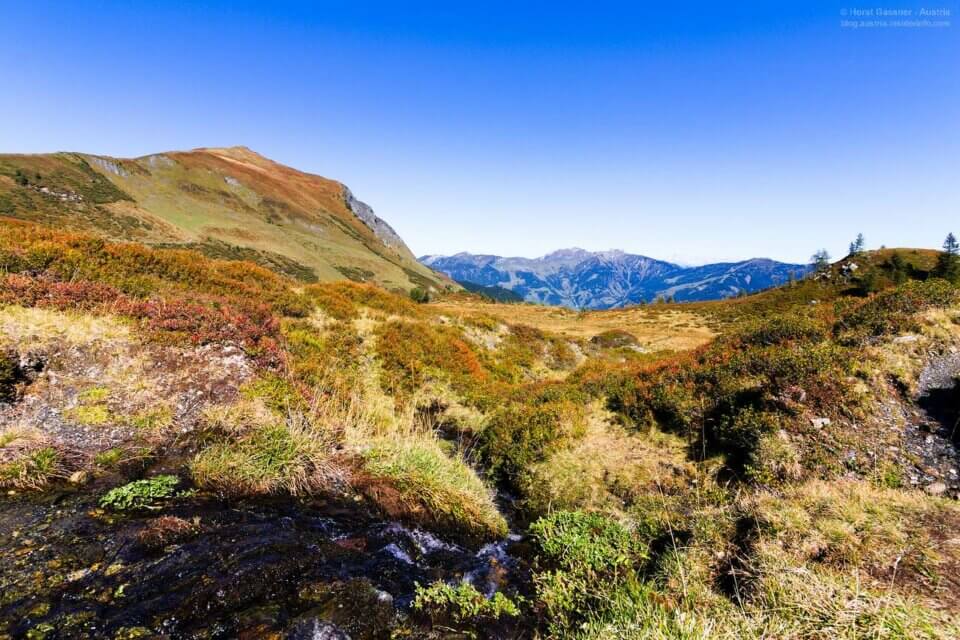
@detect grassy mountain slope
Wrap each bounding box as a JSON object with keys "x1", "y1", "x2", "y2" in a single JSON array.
[
  {"x1": 1, "y1": 223, "x2": 959, "y2": 639},
  {"x1": 0, "y1": 146, "x2": 447, "y2": 291}
]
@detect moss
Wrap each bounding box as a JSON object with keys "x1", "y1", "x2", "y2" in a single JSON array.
[
  {"x1": 79, "y1": 385, "x2": 110, "y2": 403},
  {"x1": 127, "y1": 404, "x2": 174, "y2": 432},
  {"x1": 68, "y1": 404, "x2": 111, "y2": 426}
]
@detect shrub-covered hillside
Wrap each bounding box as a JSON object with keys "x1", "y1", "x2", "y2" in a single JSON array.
[
  {"x1": 0, "y1": 147, "x2": 448, "y2": 292},
  {"x1": 1, "y1": 221, "x2": 959, "y2": 639}
]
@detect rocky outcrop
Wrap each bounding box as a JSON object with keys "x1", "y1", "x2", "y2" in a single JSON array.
[{"x1": 343, "y1": 186, "x2": 410, "y2": 254}]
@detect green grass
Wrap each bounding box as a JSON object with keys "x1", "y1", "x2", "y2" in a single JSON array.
[
  {"x1": 362, "y1": 437, "x2": 507, "y2": 540},
  {"x1": 190, "y1": 401, "x2": 338, "y2": 496},
  {"x1": 0, "y1": 447, "x2": 62, "y2": 490}
]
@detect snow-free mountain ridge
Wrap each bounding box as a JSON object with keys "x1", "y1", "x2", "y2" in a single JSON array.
[{"x1": 421, "y1": 249, "x2": 808, "y2": 309}]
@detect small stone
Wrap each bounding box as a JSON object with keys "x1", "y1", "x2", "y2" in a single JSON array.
[
  {"x1": 893, "y1": 334, "x2": 920, "y2": 344},
  {"x1": 68, "y1": 470, "x2": 89, "y2": 485},
  {"x1": 925, "y1": 482, "x2": 948, "y2": 496},
  {"x1": 66, "y1": 568, "x2": 91, "y2": 582},
  {"x1": 811, "y1": 417, "x2": 831, "y2": 429}
]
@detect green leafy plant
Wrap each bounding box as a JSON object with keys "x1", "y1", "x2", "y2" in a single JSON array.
[
  {"x1": 99, "y1": 475, "x2": 183, "y2": 511},
  {"x1": 413, "y1": 581, "x2": 520, "y2": 626},
  {"x1": 529, "y1": 510, "x2": 645, "y2": 633}
]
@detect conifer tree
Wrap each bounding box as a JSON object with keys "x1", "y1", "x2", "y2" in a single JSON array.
[
  {"x1": 848, "y1": 233, "x2": 865, "y2": 256},
  {"x1": 935, "y1": 233, "x2": 960, "y2": 282},
  {"x1": 811, "y1": 249, "x2": 831, "y2": 276}
]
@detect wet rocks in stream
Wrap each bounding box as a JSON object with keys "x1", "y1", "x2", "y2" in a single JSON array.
[{"x1": 0, "y1": 492, "x2": 526, "y2": 639}]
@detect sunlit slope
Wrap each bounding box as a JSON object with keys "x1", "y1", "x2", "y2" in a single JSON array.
[{"x1": 0, "y1": 146, "x2": 446, "y2": 291}]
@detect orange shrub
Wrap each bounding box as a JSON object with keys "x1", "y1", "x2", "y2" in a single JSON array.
[
  {"x1": 303, "y1": 285, "x2": 359, "y2": 320},
  {"x1": 306, "y1": 281, "x2": 421, "y2": 318},
  {"x1": 375, "y1": 320, "x2": 486, "y2": 399},
  {"x1": 0, "y1": 218, "x2": 308, "y2": 316}
]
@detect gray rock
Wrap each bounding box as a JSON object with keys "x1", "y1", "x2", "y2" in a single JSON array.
[
  {"x1": 811, "y1": 417, "x2": 832, "y2": 429},
  {"x1": 925, "y1": 482, "x2": 947, "y2": 497},
  {"x1": 87, "y1": 155, "x2": 129, "y2": 177},
  {"x1": 343, "y1": 186, "x2": 409, "y2": 254}
]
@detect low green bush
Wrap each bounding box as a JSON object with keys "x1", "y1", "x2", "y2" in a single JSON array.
[
  {"x1": 99, "y1": 475, "x2": 182, "y2": 511},
  {"x1": 529, "y1": 510, "x2": 645, "y2": 634},
  {"x1": 840, "y1": 279, "x2": 959, "y2": 339},
  {"x1": 412, "y1": 581, "x2": 520, "y2": 627},
  {"x1": 735, "y1": 313, "x2": 826, "y2": 346},
  {"x1": 481, "y1": 395, "x2": 586, "y2": 486}
]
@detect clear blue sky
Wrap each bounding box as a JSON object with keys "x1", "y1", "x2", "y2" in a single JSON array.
[{"x1": 1, "y1": 1, "x2": 957, "y2": 264}]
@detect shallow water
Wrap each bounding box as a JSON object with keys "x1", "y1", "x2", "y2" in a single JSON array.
[{"x1": 0, "y1": 489, "x2": 526, "y2": 639}]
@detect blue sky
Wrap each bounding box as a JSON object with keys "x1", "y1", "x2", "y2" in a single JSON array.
[{"x1": 1, "y1": 1, "x2": 957, "y2": 264}]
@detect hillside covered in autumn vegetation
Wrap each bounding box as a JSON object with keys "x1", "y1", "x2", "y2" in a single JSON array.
[
  {"x1": 1, "y1": 218, "x2": 959, "y2": 639},
  {"x1": 0, "y1": 147, "x2": 448, "y2": 292}
]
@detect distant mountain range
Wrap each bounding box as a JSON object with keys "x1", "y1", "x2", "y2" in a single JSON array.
[{"x1": 420, "y1": 249, "x2": 808, "y2": 309}]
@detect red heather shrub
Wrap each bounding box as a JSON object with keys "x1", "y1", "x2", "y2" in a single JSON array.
[
  {"x1": 0, "y1": 218, "x2": 308, "y2": 317},
  {"x1": 0, "y1": 273, "x2": 125, "y2": 311},
  {"x1": 0, "y1": 273, "x2": 284, "y2": 368}
]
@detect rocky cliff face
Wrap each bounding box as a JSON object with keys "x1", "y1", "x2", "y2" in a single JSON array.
[
  {"x1": 343, "y1": 186, "x2": 411, "y2": 255},
  {"x1": 421, "y1": 250, "x2": 808, "y2": 308}
]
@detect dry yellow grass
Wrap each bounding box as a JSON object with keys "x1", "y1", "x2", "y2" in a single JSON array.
[
  {"x1": 429, "y1": 300, "x2": 715, "y2": 352},
  {"x1": 0, "y1": 305, "x2": 131, "y2": 348},
  {"x1": 522, "y1": 403, "x2": 696, "y2": 515}
]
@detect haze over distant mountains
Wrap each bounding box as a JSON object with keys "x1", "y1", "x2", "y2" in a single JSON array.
[{"x1": 421, "y1": 249, "x2": 808, "y2": 309}]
